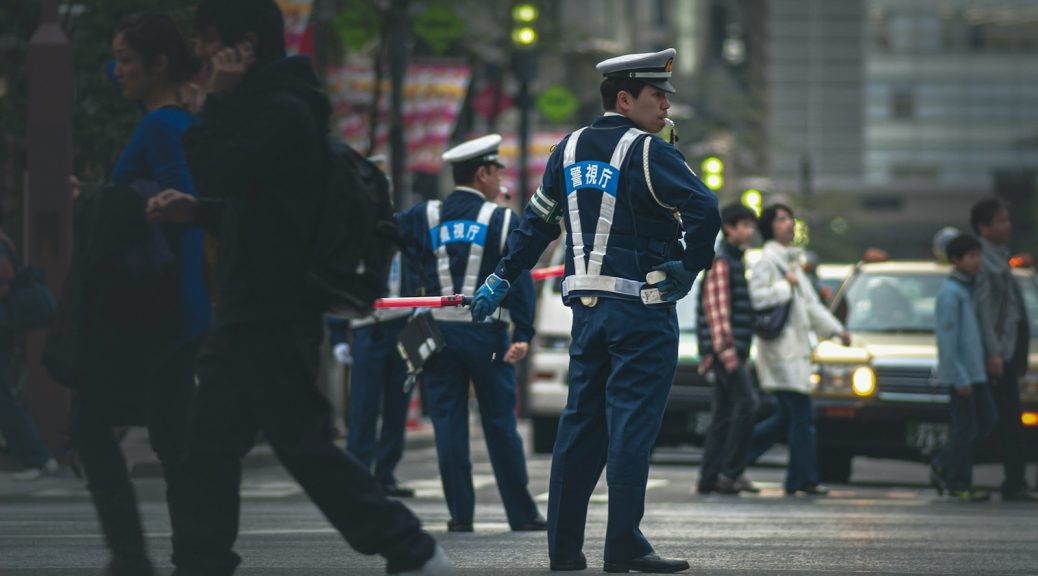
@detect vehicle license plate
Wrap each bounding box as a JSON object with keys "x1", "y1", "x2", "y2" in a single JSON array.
[{"x1": 906, "y1": 422, "x2": 949, "y2": 455}]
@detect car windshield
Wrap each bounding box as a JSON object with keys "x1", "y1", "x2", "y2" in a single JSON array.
[
  {"x1": 843, "y1": 273, "x2": 946, "y2": 333},
  {"x1": 843, "y1": 271, "x2": 1038, "y2": 334}
]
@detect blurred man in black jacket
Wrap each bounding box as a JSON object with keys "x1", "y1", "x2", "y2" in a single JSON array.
[{"x1": 147, "y1": 1, "x2": 448, "y2": 574}]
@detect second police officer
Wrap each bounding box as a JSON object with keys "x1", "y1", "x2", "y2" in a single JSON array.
[
  {"x1": 396, "y1": 135, "x2": 547, "y2": 532},
  {"x1": 472, "y1": 49, "x2": 720, "y2": 572}
]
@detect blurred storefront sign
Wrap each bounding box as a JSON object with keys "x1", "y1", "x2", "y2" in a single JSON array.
[{"x1": 276, "y1": 0, "x2": 315, "y2": 56}]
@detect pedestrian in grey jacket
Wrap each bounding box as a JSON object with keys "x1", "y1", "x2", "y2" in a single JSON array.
[
  {"x1": 930, "y1": 234, "x2": 997, "y2": 501},
  {"x1": 970, "y1": 198, "x2": 1036, "y2": 502}
]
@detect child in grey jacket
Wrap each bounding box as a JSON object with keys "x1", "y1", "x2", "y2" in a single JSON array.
[{"x1": 931, "y1": 233, "x2": 998, "y2": 501}]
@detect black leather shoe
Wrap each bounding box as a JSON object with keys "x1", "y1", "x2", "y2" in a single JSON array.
[
  {"x1": 550, "y1": 553, "x2": 587, "y2": 571},
  {"x1": 382, "y1": 484, "x2": 416, "y2": 498},
  {"x1": 785, "y1": 484, "x2": 830, "y2": 496},
  {"x1": 603, "y1": 553, "x2": 689, "y2": 573},
  {"x1": 513, "y1": 516, "x2": 548, "y2": 531},
  {"x1": 446, "y1": 519, "x2": 473, "y2": 532}
]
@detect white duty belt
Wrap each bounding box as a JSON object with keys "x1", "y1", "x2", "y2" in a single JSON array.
[{"x1": 426, "y1": 199, "x2": 512, "y2": 324}]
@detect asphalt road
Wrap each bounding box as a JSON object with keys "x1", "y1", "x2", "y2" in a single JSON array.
[{"x1": 2, "y1": 422, "x2": 1036, "y2": 575}]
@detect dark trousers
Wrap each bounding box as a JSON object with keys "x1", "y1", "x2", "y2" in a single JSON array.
[
  {"x1": 171, "y1": 318, "x2": 435, "y2": 576},
  {"x1": 747, "y1": 390, "x2": 817, "y2": 491},
  {"x1": 699, "y1": 362, "x2": 760, "y2": 484},
  {"x1": 0, "y1": 341, "x2": 52, "y2": 468},
  {"x1": 348, "y1": 316, "x2": 411, "y2": 487},
  {"x1": 74, "y1": 338, "x2": 199, "y2": 574},
  {"x1": 547, "y1": 299, "x2": 678, "y2": 564},
  {"x1": 933, "y1": 383, "x2": 998, "y2": 492},
  {"x1": 422, "y1": 321, "x2": 539, "y2": 528},
  {"x1": 991, "y1": 366, "x2": 1028, "y2": 495}
]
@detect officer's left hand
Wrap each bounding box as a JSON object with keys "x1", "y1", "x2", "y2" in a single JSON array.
[
  {"x1": 652, "y1": 261, "x2": 695, "y2": 302},
  {"x1": 504, "y1": 342, "x2": 528, "y2": 364},
  {"x1": 471, "y1": 273, "x2": 510, "y2": 322}
]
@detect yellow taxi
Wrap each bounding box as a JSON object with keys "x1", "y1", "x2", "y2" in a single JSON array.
[{"x1": 812, "y1": 259, "x2": 1038, "y2": 482}]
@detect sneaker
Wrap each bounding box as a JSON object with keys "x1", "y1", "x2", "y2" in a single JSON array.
[
  {"x1": 11, "y1": 458, "x2": 59, "y2": 481},
  {"x1": 395, "y1": 545, "x2": 452, "y2": 575},
  {"x1": 949, "y1": 489, "x2": 990, "y2": 503},
  {"x1": 732, "y1": 474, "x2": 761, "y2": 494},
  {"x1": 714, "y1": 474, "x2": 740, "y2": 495}
]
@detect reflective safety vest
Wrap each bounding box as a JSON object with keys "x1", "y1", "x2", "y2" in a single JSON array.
[
  {"x1": 560, "y1": 126, "x2": 653, "y2": 301},
  {"x1": 425, "y1": 199, "x2": 512, "y2": 323}
]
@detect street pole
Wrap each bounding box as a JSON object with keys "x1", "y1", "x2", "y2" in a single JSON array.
[
  {"x1": 388, "y1": 0, "x2": 410, "y2": 209},
  {"x1": 25, "y1": 0, "x2": 72, "y2": 460},
  {"x1": 513, "y1": 51, "x2": 536, "y2": 210}
]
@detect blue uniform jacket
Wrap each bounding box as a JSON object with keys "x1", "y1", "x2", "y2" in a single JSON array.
[
  {"x1": 397, "y1": 188, "x2": 536, "y2": 343},
  {"x1": 496, "y1": 114, "x2": 720, "y2": 304}
]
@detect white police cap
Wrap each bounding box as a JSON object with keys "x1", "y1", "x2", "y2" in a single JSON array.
[
  {"x1": 441, "y1": 134, "x2": 505, "y2": 168},
  {"x1": 596, "y1": 48, "x2": 677, "y2": 94}
]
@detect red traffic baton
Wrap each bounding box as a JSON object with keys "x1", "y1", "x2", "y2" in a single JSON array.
[
  {"x1": 373, "y1": 295, "x2": 472, "y2": 309},
  {"x1": 531, "y1": 264, "x2": 565, "y2": 280}
]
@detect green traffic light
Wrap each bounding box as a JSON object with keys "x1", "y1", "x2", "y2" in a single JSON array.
[
  {"x1": 512, "y1": 26, "x2": 537, "y2": 45},
  {"x1": 741, "y1": 189, "x2": 762, "y2": 216},
  {"x1": 513, "y1": 4, "x2": 538, "y2": 22},
  {"x1": 705, "y1": 174, "x2": 724, "y2": 190},
  {"x1": 701, "y1": 157, "x2": 723, "y2": 175}
]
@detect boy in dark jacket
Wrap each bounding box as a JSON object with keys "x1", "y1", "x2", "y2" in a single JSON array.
[
  {"x1": 931, "y1": 233, "x2": 998, "y2": 502},
  {"x1": 695, "y1": 203, "x2": 760, "y2": 494},
  {"x1": 146, "y1": 1, "x2": 447, "y2": 574}
]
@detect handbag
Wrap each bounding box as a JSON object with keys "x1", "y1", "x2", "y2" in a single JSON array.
[
  {"x1": 396, "y1": 309, "x2": 445, "y2": 393},
  {"x1": 752, "y1": 264, "x2": 792, "y2": 340},
  {"x1": 1, "y1": 235, "x2": 56, "y2": 335}
]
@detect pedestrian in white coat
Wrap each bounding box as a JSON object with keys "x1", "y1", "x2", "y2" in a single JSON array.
[{"x1": 744, "y1": 204, "x2": 849, "y2": 495}]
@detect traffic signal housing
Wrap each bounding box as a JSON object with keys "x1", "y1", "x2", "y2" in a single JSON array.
[
  {"x1": 512, "y1": 3, "x2": 539, "y2": 47},
  {"x1": 701, "y1": 156, "x2": 723, "y2": 191}
]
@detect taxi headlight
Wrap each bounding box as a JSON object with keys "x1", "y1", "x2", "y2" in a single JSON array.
[{"x1": 851, "y1": 366, "x2": 877, "y2": 397}]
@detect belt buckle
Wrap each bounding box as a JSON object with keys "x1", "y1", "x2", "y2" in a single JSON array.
[{"x1": 640, "y1": 287, "x2": 663, "y2": 306}]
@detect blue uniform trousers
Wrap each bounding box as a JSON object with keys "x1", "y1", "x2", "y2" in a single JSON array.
[
  {"x1": 348, "y1": 316, "x2": 411, "y2": 487},
  {"x1": 422, "y1": 321, "x2": 539, "y2": 528},
  {"x1": 547, "y1": 299, "x2": 678, "y2": 563}
]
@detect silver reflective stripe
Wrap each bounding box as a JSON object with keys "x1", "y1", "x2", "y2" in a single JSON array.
[
  {"x1": 426, "y1": 201, "x2": 454, "y2": 296},
  {"x1": 461, "y1": 202, "x2": 498, "y2": 296},
  {"x1": 431, "y1": 306, "x2": 511, "y2": 323},
  {"x1": 564, "y1": 128, "x2": 588, "y2": 276},
  {"x1": 641, "y1": 137, "x2": 683, "y2": 226},
  {"x1": 587, "y1": 128, "x2": 644, "y2": 276},
  {"x1": 500, "y1": 209, "x2": 512, "y2": 254},
  {"x1": 562, "y1": 274, "x2": 644, "y2": 298}
]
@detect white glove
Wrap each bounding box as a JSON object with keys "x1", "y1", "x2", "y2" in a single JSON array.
[{"x1": 333, "y1": 343, "x2": 353, "y2": 365}]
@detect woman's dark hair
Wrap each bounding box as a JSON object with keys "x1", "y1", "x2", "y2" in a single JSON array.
[
  {"x1": 194, "y1": 0, "x2": 287, "y2": 62},
  {"x1": 600, "y1": 77, "x2": 648, "y2": 111},
  {"x1": 758, "y1": 203, "x2": 794, "y2": 242},
  {"x1": 969, "y1": 197, "x2": 1007, "y2": 234},
  {"x1": 114, "y1": 12, "x2": 200, "y2": 84},
  {"x1": 946, "y1": 233, "x2": 982, "y2": 262},
  {"x1": 720, "y1": 202, "x2": 757, "y2": 235}
]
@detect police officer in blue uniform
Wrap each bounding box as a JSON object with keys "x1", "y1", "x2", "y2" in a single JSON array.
[
  {"x1": 472, "y1": 49, "x2": 720, "y2": 572},
  {"x1": 327, "y1": 250, "x2": 417, "y2": 498},
  {"x1": 396, "y1": 134, "x2": 546, "y2": 533}
]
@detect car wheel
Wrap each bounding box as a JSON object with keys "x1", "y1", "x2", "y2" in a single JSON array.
[
  {"x1": 818, "y1": 447, "x2": 854, "y2": 483},
  {"x1": 532, "y1": 416, "x2": 558, "y2": 454}
]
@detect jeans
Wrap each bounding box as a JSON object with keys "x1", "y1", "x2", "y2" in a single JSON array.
[
  {"x1": 747, "y1": 390, "x2": 817, "y2": 491},
  {"x1": 932, "y1": 383, "x2": 998, "y2": 492},
  {"x1": 699, "y1": 362, "x2": 760, "y2": 484},
  {"x1": 171, "y1": 318, "x2": 435, "y2": 576},
  {"x1": 75, "y1": 337, "x2": 200, "y2": 574},
  {"x1": 0, "y1": 340, "x2": 53, "y2": 468}
]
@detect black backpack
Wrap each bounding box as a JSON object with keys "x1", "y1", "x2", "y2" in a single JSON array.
[{"x1": 307, "y1": 137, "x2": 399, "y2": 318}]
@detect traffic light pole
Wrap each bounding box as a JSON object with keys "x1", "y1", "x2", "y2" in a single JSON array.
[{"x1": 513, "y1": 51, "x2": 536, "y2": 209}]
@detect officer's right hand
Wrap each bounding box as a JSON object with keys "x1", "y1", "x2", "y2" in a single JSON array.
[{"x1": 471, "y1": 273, "x2": 510, "y2": 322}]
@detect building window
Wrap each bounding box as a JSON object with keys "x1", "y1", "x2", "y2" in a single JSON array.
[{"x1": 890, "y1": 88, "x2": 915, "y2": 119}]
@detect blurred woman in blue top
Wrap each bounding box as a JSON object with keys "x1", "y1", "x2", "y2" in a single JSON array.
[{"x1": 74, "y1": 13, "x2": 210, "y2": 576}]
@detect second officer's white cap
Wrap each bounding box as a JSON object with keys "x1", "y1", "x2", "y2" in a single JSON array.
[{"x1": 442, "y1": 134, "x2": 506, "y2": 168}]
